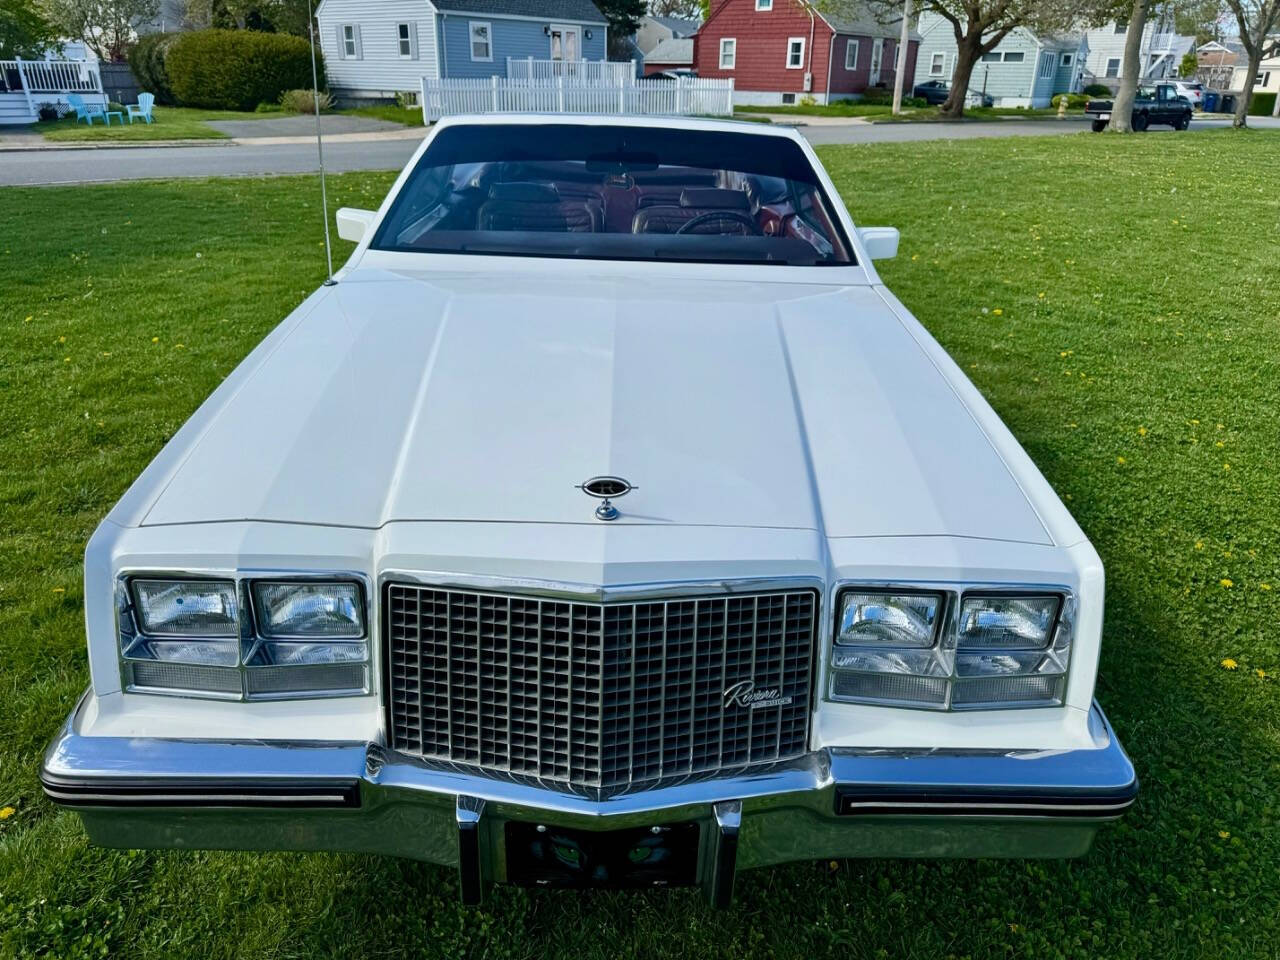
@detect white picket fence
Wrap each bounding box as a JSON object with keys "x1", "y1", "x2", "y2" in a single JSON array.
[
  {"x1": 506, "y1": 57, "x2": 636, "y2": 83},
  {"x1": 420, "y1": 75, "x2": 734, "y2": 122}
]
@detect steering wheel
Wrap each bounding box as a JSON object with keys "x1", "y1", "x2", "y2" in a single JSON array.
[{"x1": 675, "y1": 210, "x2": 761, "y2": 236}]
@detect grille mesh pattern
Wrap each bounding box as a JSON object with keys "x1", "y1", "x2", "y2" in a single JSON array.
[{"x1": 387, "y1": 586, "x2": 816, "y2": 793}]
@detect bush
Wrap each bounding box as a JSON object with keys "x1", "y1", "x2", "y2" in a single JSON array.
[
  {"x1": 279, "y1": 88, "x2": 332, "y2": 113},
  {"x1": 1248, "y1": 91, "x2": 1276, "y2": 116},
  {"x1": 36, "y1": 101, "x2": 58, "y2": 121},
  {"x1": 166, "y1": 29, "x2": 323, "y2": 111},
  {"x1": 1083, "y1": 82, "x2": 1112, "y2": 96},
  {"x1": 128, "y1": 31, "x2": 179, "y2": 104},
  {"x1": 1051, "y1": 93, "x2": 1092, "y2": 108},
  {"x1": 860, "y1": 87, "x2": 894, "y2": 105},
  {"x1": 254, "y1": 101, "x2": 283, "y2": 112}
]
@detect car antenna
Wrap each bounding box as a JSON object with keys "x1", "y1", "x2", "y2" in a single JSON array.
[{"x1": 306, "y1": 0, "x2": 336, "y2": 286}]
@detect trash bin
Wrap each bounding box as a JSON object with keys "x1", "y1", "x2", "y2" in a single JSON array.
[
  {"x1": 1204, "y1": 91, "x2": 1219, "y2": 112},
  {"x1": 1220, "y1": 94, "x2": 1236, "y2": 114}
]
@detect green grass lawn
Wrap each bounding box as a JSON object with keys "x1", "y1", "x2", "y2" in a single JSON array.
[
  {"x1": 736, "y1": 101, "x2": 896, "y2": 117},
  {"x1": 36, "y1": 106, "x2": 275, "y2": 142},
  {"x1": 2, "y1": 130, "x2": 1279, "y2": 958},
  {"x1": 338, "y1": 104, "x2": 426, "y2": 126},
  {"x1": 870, "y1": 105, "x2": 1088, "y2": 122}
]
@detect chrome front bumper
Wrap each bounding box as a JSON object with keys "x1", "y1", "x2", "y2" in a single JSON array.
[{"x1": 42, "y1": 696, "x2": 1137, "y2": 906}]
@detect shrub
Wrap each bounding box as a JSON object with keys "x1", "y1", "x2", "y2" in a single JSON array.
[
  {"x1": 860, "y1": 87, "x2": 894, "y2": 105},
  {"x1": 278, "y1": 88, "x2": 332, "y2": 113},
  {"x1": 36, "y1": 101, "x2": 58, "y2": 121},
  {"x1": 1083, "y1": 82, "x2": 1112, "y2": 96},
  {"x1": 166, "y1": 29, "x2": 323, "y2": 111},
  {"x1": 1051, "y1": 93, "x2": 1092, "y2": 108},
  {"x1": 128, "y1": 31, "x2": 179, "y2": 104},
  {"x1": 254, "y1": 101, "x2": 283, "y2": 112},
  {"x1": 395, "y1": 90, "x2": 418, "y2": 109},
  {"x1": 1248, "y1": 91, "x2": 1276, "y2": 116}
]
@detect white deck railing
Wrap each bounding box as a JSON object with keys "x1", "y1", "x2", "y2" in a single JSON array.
[
  {"x1": 420, "y1": 76, "x2": 734, "y2": 122},
  {"x1": 506, "y1": 58, "x2": 636, "y2": 83},
  {"x1": 0, "y1": 58, "x2": 104, "y2": 123}
]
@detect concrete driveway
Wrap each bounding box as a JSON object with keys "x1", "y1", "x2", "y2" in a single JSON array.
[{"x1": 1, "y1": 114, "x2": 1275, "y2": 186}]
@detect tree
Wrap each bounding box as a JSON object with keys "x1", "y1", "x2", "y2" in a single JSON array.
[
  {"x1": 1223, "y1": 0, "x2": 1280, "y2": 126},
  {"x1": 1178, "y1": 49, "x2": 1198, "y2": 75},
  {"x1": 182, "y1": 0, "x2": 310, "y2": 34},
  {"x1": 648, "y1": 0, "x2": 703, "y2": 18},
  {"x1": 43, "y1": 0, "x2": 160, "y2": 61},
  {"x1": 1107, "y1": 0, "x2": 1150, "y2": 132},
  {"x1": 1172, "y1": 0, "x2": 1226, "y2": 43},
  {"x1": 0, "y1": 0, "x2": 55, "y2": 58},
  {"x1": 598, "y1": 0, "x2": 648, "y2": 38},
  {"x1": 852, "y1": 1, "x2": 1088, "y2": 118}
]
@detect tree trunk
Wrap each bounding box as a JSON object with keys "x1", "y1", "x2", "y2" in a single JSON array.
[
  {"x1": 1109, "y1": 0, "x2": 1149, "y2": 133},
  {"x1": 1234, "y1": 49, "x2": 1263, "y2": 127},
  {"x1": 941, "y1": 38, "x2": 979, "y2": 119}
]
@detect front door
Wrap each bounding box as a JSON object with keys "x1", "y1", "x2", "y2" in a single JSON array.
[
  {"x1": 550, "y1": 25, "x2": 580, "y2": 62},
  {"x1": 869, "y1": 38, "x2": 883, "y2": 86}
]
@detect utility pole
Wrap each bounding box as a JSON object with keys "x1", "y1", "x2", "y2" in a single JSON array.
[{"x1": 891, "y1": 0, "x2": 913, "y2": 114}]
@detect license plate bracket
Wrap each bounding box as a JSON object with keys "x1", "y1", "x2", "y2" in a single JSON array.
[{"x1": 505, "y1": 821, "x2": 700, "y2": 888}]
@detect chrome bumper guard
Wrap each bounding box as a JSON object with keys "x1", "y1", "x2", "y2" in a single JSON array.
[{"x1": 41, "y1": 697, "x2": 1136, "y2": 906}]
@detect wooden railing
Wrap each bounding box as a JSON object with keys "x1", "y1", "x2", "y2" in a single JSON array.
[
  {"x1": 506, "y1": 58, "x2": 635, "y2": 84},
  {"x1": 420, "y1": 75, "x2": 734, "y2": 122},
  {"x1": 0, "y1": 58, "x2": 102, "y2": 94}
]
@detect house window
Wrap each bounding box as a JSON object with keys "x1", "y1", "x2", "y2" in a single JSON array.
[
  {"x1": 1257, "y1": 71, "x2": 1271, "y2": 86},
  {"x1": 1003, "y1": 51, "x2": 1024, "y2": 63},
  {"x1": 847, "y1": 40, "x2": 860, "y2": 71},
  {"x1": 1061, "y1": 52, "x2": 1074, "y2": 67},
  {"x1": 469, "y1": 21, "x2": 491, "y2": 61},
  {"x1": 1039, "y1": 52, "x2": 1054, "y2": 78},
  {"x1": 928, "y1": 51, "x2": 943, "y2": 75},
  {"x1": 786, "y1": 37, "x2": 805, "y2": 69},
  {"x1": 981, "y1": 51, "x2": 1001, "y2": 62},
  {"x1": 397, "y1": 23, "x2": 413, "y2": 59},
  {"x1": 720, "y1": 37, "x2": 736, "y2": 69},
  {"x1": 1106, "y1": 57, "x2": 1120, "y2": 77},
  {"x1": 341, "y1": 24, "x2": 358, "y2": 59},
  {"x1": 782, "y1": 92, "x2": 795, "y2": 103},
  {"x1": 1114, "y1": 21, "x2": 1127, "y2": 34},
  {"x1": 756, "y1": 0, "x2": 773, "y2": 9}
]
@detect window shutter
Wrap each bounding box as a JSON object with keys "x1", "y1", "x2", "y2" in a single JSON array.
[
  {"x1": 410, "y1": 22, "x2": 419, "y2": 59},
  {"x1": 354, "y1": 24, "x2": 363, "y2": 60},
  {"x1": 335, "y1": 24, "x2": 345, "y2": 59}
]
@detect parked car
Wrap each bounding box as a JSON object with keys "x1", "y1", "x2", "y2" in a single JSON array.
[
  {"x1": 1167, "y1": 79, "x2": 1204, "y2": 108},
  {"x1": 911, "y1": 79, "x2": 994, "y2": 108},
  {"x1": 1086, "y1": 82, "x2": 1193, "y2": 131},
  {"x1": 40, "y1": 115, "x2": 1137, "y2": 905}
]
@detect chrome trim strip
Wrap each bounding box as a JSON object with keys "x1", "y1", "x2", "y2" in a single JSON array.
[{"x1": 377, "y1": 571, "x2": 825, "y2": 604}]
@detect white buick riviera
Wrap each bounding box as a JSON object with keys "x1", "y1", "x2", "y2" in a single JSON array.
[{"x1": 42, "y1": 116, "x2": 1136, "y2": 904}]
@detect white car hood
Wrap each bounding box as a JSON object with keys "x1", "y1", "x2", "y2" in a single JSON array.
[{"x1": 139, "y1": 269, "x2": 1050, "y2": 544}]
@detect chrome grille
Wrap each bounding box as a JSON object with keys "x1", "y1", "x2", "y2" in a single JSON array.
[{"x1": 386, "y1": 585, "x2": 816, "y2": 794}]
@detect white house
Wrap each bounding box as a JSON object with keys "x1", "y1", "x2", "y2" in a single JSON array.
[
  {"x1": 634, "y1": 14, "x2": 699, "y2": 56},
  {"x1": 1081, "y1": 14, "x2": 1195, "y2": 87},
  {"x1": 315, "y1": 0, "x2": 609, "y2": 103}
]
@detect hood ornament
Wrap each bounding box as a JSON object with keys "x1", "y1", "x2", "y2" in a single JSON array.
[{"x1": 578, "y1": 476, "x2": 635, "y2": 521}]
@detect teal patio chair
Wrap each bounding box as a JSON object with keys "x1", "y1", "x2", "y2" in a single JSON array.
[
  {"x1": 127, "y1": 92, "x2": 155, "y2": 124},
  {"x1": 66, "y1": 93, "x2": 106, "y2": 125}
]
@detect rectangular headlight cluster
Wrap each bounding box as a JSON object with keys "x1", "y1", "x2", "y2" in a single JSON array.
[
  {"x1": 829, "y1": 587, "x2": 1072, "y2": 710},
  {"x1": 118, "y1": 576, "x2": 369, "y2": 700}
]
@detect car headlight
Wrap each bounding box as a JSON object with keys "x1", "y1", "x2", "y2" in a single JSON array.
[
  {"x1": 118, "y1": 575, "x2": 370, "y2": 701},
  {"x1": 828, "y1": 587, "x2": 1072, "y2": 710}
]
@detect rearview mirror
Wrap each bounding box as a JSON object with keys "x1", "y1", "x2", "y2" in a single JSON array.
[
  {"x1": 336, "y1": 208, "x2": 376, "y2": 243},
  {"x1": 857, "y1": 226, "x2": 899, "y2": 261}
]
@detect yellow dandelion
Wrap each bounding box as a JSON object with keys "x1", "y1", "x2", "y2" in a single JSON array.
[
  {"x1": 63, "y1": 357, "x2": 70, "y2": 363},
  {"x1": 1223, "y1": 463, "x2": 1231, "y2": 471},
  {"x1": 175, "y1": 343, "x2": 185, "y2": 350},
  {"x1": 1215, "y1": 441, "x2": 1224, "y2": 448},
  {"x1": 52, "y1": 587, "x2": 64, "y2": 593},
  {"x1": 1138, "y1": 426, "x2": 1147, "y2": 436},
  {"x1": 151, "y1": 336, "x2": 159, "y2": 343},
  {"x1": 1220, "y1": 579, "x2": 1233, "y2": 588},
  {"x1": 1194, "y1": 541, "x2": 1204, "y2": 550},
  {"x1": 1116, "y1": 456, "x2": 1126, "y2": 465},
  {"x1": 1260, "y1": 583, "x2": 1273, "y2": 591},
  {"x1": 1038, "y1": 292, "x2": 1045, "y2": 299},
  {"x1": 0, "y1": 807, "x2": 14, "y2": 820},
  {"x1": 911, "y1": 254, "x2": 919, "y2": 261},
  {"x1": 58, "y1": 335, "x2": 66, "y2": 343},
  {"x1": 1221, "y1": 658, "x2": 1238, "y2": 669},
  {"x1": 24, "y1": 315, "x2": 32, "y2": 322},
  {"x1": 1256, "y1": 669, "x2": 1267, "y2": 679},
  {"x1": 992, "y1": 308, "x2": 1003, "y2": 316},
  {"x1": 1218, "y1": 830, "x2": 1230, "y2": 839},
  {"x1": 1191, "y1": 419, "x2": 1200, "y2": 425}
]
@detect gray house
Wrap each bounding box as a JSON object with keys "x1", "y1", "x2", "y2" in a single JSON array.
[{"x1": 914, "y1": 12, "x2": 1086, "y2": 107}]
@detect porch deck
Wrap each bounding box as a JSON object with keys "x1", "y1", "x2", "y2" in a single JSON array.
[{"x1": 1, "y1": 59, "x2": 106, "y2": 125}]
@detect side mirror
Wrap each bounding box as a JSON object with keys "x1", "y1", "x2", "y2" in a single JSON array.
[
  {"x1": 858, "y1": 226, "x2": 899, "y2": 261},
  {"x1": 336, "y1": 207, "x2": 376, "y2": 243}
]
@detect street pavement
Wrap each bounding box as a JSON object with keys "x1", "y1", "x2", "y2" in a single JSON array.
[{"x1": 0, "y1": 114, "x2": 1274, "y2": 187}]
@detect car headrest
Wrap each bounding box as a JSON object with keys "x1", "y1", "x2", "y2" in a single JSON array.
[
  {"x1": 488, "y1": 182, "x2": 561, "y2": 203},
  {"x1": 679, "y1": 188, "x2": 751, "y2": 210}
]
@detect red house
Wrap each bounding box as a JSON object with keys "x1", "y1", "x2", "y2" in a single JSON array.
[{"x1": 693, "y1": 0, "x2": 919, "y2": 106}]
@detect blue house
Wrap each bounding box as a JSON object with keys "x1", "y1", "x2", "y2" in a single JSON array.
[{"x1": 317, "y1": 0, "x2": 609, "y2": 103}]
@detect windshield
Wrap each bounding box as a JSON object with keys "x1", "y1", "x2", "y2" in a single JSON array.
[{"x1": 371, "y1": 124, "x2": 854, "y2": 266}]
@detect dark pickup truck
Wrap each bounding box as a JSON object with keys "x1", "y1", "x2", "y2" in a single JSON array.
[{"x1": 1086, "y1": 82, "x2": 1193, "y2": 132}]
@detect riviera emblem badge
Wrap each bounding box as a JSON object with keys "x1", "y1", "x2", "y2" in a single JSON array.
[
  {"x1": 723, "y1": 680, "x2": 793, "y2": 710},
  {"x1": 578, "y1": 476, "x2": 635, "y2": 521}
]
